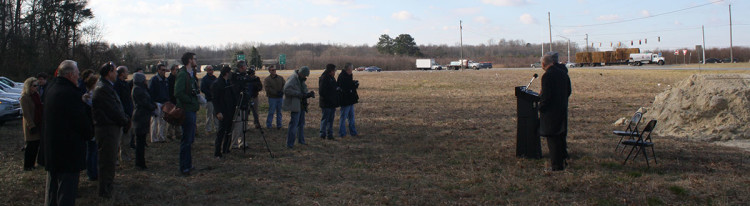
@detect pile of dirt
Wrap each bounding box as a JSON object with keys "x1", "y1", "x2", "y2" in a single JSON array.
[{"x1": 645, "y1": 74, "x2": 750, "y2": 141}]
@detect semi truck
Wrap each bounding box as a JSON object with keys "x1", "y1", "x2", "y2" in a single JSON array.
[
  {"x1": 416, "y1": 59, "x2": 442, "y2": 70},
  {"x1": 628, "y1": 53, "x2": 665, "y2": 66}
]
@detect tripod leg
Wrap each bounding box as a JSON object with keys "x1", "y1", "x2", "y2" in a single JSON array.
[{"x1": 258, "y1": 128, "x2": 274, "y2": 158}]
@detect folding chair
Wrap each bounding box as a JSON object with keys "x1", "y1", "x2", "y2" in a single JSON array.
[
  {"x1": 613, "y1": 111, "x2": 643, "y2": 152},
  {"x1": 622, "y1": 120, "x2": 657, "y2": 168}
]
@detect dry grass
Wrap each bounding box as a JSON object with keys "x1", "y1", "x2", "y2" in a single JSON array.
[{"x1": 2, "y1": 68, "x2": 750, "y2": 205}]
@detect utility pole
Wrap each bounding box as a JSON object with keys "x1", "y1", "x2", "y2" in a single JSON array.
[
  {"x1": 460, "y1": 20, "x2": 463, "y2": 62},
  {"x1": 585, "y1": 34, "x2": 589, "y2": 53},
  {"x1": 702, "y1": 25, "x2": 706, "y2": 64},
  {"x1": 548, "y1": 12, "x2": 552, "y2": 52},
  {"x1": 729, "y1": 4, "x2": 733, "y2": 63}
]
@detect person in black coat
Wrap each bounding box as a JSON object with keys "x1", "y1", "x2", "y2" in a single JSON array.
[
  {"x1": 92, "y1": 63, "x2": 130, "y2": 198},
  {"x1": 114, "y1": 66, "x2": 134, "y2": 159},
  {"x1": 538, "y1": 52, "x2": 572, "y2": 171},
  {"x1": 131, "y1": 73, "x2": 157, "y2": 169},
  {"x1": 43, "y1": 60, "x2": 93, "y2": 206},
  {"x1": 337, "y1": 63, "x2": 359, "y2": 137},
  {"x1": 212, "y1": 66, "x2": 236, "y2": 158},
  {"x1": 318, "y1": 64, "x2": 340, "y2": 140}
]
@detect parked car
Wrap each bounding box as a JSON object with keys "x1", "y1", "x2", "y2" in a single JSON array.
[
  {"x1": 0, "y1": 81, "x2": 21, "y2": 94},
  {"x1": 365, "y1": 66, "x2": 382, "y2": 72},
  {"x1": 530, "y1": 62, "x2": 541, "y2": 68},
  {"x1": 355, "y1": 66, "x2": 366, "y2": 71},
  {"x1": 0, "y1": 88, "x2": 21, "y2": 100},
  {"x1": 722, "y1": 58, "x2": 739, "y2": 63},
  {"x1": 702, "y1": 58, "x2": 721, "y2": 63},
  {"x1": 0, "y1": 97, "x2": 22, "y2": 126},
  {"x1": 566, "y1": 62, "x2": 577, "y2": 68},
  {"x1": 0, "y1": 77, "x2": 23, "y2": 89}
]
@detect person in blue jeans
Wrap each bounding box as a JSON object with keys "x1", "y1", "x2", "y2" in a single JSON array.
[
  {"x1": 337, "y1": 63, "x2": 359, "y2": 137},
  {"x1": 174, "y1": 52, "x2": 200, "y2": 175},
  {"x1": 283, "y1": 67, "x2": 314, "y2": 149},
  {"x1": 263, "y1": 66, "x2": 285, "y2": 129},
  {"x1": 318, "y1": 64, "x2": 340, "y2": 140}
]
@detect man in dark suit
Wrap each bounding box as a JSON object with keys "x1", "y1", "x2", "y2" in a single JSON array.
[
  {"x1": 92, "y1": 62, "x2": 130, "y2": 198},
  {"x1": 212, "y1": 66, "x2": 236, "y2": 158},
  {"x1": 538, "y1": 52, "x2": 572, "y2": 171},
  {"x1": 43, "y1": 60, "x2": 93, "y2": 205}
]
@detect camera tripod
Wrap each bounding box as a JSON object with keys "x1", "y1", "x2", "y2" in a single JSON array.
[{"x1": 233, "y1": 91, "x2": 274, "y2": 158}]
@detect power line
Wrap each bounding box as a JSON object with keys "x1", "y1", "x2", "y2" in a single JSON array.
[{"x1": 558, "y1": 0, "x2": 725, "y2": 28}]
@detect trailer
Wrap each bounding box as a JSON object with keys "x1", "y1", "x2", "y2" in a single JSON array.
[
  {"x1": 416, "y1": 59, "x2": 442, "y2": 70},
  {"x1": 576, "y1": 48, "x2": 641, "y2": 67}
]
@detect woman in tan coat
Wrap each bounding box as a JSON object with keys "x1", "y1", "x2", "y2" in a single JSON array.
[{"x1": 20, "y1": 77, "x2": 43, "y2": 171}]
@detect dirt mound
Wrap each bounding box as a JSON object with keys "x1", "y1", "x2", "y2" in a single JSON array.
[{"x1": 645, "y1": 74, "x2": 750, "y2": 141}]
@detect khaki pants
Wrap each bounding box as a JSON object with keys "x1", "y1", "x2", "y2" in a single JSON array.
[
  {"x1": 205, "y1": 101, "x2": 217, "y2": 132},
  {"x1": 150, "y1": 105, "x2": 167, "y2": 142}
]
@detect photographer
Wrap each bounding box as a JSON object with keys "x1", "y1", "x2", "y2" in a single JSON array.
[
  {"x1": 337, "y1": 63, "x2": 359, "y2": 138},
  {"x1": 283, "y1": 66, "x2": 314, "y2": 149},
  {"x1": 318, "y1": 64, "x2": 340, "y2": 140},
  {"x1": 230, "y1": 61, "x2": 261, "y2": 149}
]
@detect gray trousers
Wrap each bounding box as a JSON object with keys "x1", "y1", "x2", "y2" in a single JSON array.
[{"x1": 96, "y1": 125, "x2": 122, "y2": 197}]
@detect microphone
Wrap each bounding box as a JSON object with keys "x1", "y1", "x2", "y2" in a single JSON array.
[{"x1": 525, "y1": 73, "x2": 538, "y2": 90}]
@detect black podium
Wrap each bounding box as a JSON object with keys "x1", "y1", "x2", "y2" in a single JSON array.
[{"x1": 515, "y1": 86, "x2": 541, "y2": 159}]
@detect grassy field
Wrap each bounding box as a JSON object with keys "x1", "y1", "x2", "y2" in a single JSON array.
[{"x1": 1, "y1": 68, "x2": 749, "y2": 205}]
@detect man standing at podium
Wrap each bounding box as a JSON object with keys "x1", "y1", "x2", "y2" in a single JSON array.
[{"x1": 539, "y1": 52, "x2": 572, "y2": 171}]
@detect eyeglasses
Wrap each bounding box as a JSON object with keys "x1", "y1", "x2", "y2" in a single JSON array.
[{"x1": 32, "y1": 85, "x2": 39, "y2": 87}]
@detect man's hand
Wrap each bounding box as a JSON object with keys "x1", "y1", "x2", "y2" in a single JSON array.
[
  {"x1": 216, "y1": 113, "x2": 223, "y2": 121},
  {"x1": 305, "y1": 91, "x2": 315, "y2": 98}
]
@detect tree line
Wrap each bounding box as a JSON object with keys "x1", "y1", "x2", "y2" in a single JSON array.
[{"x1": 2, "y1": 1, "x2": 747, "y2": 80}]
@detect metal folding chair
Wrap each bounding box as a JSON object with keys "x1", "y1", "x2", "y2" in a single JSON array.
[
  {"x1": 614, "y1": 111, "x2": 643, "y2": 152},
  {"x1": 622, "y1": 120, "x2": 658, "y2": 168}
]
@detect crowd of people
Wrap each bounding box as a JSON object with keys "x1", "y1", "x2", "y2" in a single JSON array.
[{"x1": 17, "y1": 52, "x2": 362, "y2": 205}]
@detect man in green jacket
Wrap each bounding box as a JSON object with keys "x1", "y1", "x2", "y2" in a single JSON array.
[{"x1": 174, "y1": 52, "x2": 200, "y2": 176}]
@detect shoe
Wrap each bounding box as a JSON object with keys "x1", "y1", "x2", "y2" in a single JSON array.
[
  {"x1": 319, "y1": 135, "x2": 326, "y2": 139},
  {"x1": 299, "y1": 142, "x2": 307, "y2": 145},
  {"x1": 23, "y1": 167, "x2": 35, "y2": 171},
  {"x1": 327, "y1": 136, "x2": 335, "y2": 140},
  {"x1": 286, "y1": 145, "x2": 294, "y2": 149},
  {"x1": 276, "y1": 127, "x2": 282, "y2": 130},
  {"x1": 180, "y1": 170, "x2": 191, "y2": 176},
  {"x1": 136, "y1": 165, "x2": 148, "y2": 170}
]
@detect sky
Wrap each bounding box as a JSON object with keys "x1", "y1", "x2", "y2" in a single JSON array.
[{"x1": 86, "y1": 0, "x2": 748, "y2": 51}]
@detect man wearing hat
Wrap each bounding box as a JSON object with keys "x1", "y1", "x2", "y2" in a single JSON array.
[{"x1": 282, "y1": 66, "x2": 315, "y2": 149}]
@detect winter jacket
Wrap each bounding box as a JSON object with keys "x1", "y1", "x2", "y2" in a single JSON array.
[
  {"x1": 264, "y1": 74, "x2": 285, "y2": 98},
  {"x1": 43, "y1": 77, "x2": 93, "y2": 172},
  {"x1": 282, "y1": 72, "x2": 308, "y2": 112},
  {"x1": 337, "y1": 72, "x2": 359, "y2": 106},
  {"x1": 174, "y1": 66, "x2": 200, "y2": 112},
  {"x1": 21, "y1": 92, "x2": 43, "y2": 141},
  {"x1": 149, "y1": 75, "x2": 170, "y2": 103},
  {"x1": 318, "y1": 74, "x2": 340, "y2": 108},
  {"x1": 132, "y1": 82, "x2": 157, "y2": 135},
  {"x1": 539, "y1": 64, "x2": 572, "y2": 137},
  {"x1": 92, "y1": 78, "x2": 129, "y2": 127}
]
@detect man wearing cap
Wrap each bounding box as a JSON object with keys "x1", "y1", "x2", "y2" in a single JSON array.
[
  {"x1": 283, "y1": 66, "x2": 315, "y2": 149},
  {"x1": 538, "y1": 52, "x2": 572, "y2": 171}
]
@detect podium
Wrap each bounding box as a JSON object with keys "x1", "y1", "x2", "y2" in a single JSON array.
[{"x1": 515, "y1": 86, "x2": 541, "y2": 159}]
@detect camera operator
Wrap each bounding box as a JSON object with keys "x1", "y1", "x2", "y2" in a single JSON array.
[
  {"x1": 247, "y1": 67, "x2": 263, "y2": 129},
  {"x1": 283, "y1": 66, "x2": 314, "y2": 149},
  {"x1": 230, "y1": 61, "x2": 261, "y2": 149}
]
